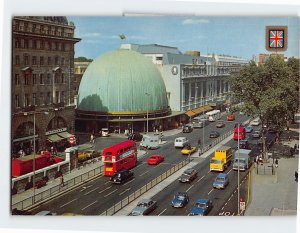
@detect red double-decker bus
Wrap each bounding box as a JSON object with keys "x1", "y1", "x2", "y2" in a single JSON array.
[
  {"x1": 233, "y1": 125, "x2": 246, "y2": 140},
  {"x1": 102, "y1": 140, "x2": 138, "y2": 176}
]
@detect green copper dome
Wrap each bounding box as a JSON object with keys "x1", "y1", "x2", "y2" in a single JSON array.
[{"x1": 77, "y1": 49, "x2": 168, "y2": 113}]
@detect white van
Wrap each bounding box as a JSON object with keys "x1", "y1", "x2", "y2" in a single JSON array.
[
  {"x1": 174, "y1": 137, "x2": 189, "y2": 148},
  {"x1": 101, "y1": 128, "x2": 109, "y2": 137},
  {"x1": 140, "y1": 135, "x2": 159, "y2": 149}
]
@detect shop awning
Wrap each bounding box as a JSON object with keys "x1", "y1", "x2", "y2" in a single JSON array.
[
  {"x1": 57, "y1": 131, "x2": 74, "y2": 139},
  {"x1": 185, "y1": 110, "x2": 196, "y2": 117},
  {"x1": 185, "y1": 105, "x2": 213, "y2": 117},
  {"x1": 47, "y1": 134, "x2": 63, "y2": 142}
]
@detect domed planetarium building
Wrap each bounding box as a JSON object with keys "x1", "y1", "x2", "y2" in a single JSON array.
[{"x1": 76, "y1": 48, "x2": 180, "y2": 134}]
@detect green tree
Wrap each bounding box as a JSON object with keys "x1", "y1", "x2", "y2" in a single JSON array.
[
  {"x1": 229, "y1": 56, "x2": 297, "y2": 160},
  {"x1": 74, "y1": 56, "x2": 93, "y2": 62}
]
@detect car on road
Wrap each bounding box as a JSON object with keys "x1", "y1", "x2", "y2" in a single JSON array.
[
  {"x1": 147, "y1": 154, "x2": 164, "y2": 165},
  {"x1": 182, "y1": 124, "x2": 193, "y2": 133},
  {"x1": 188, "y1": 199, "x2": 213, "y2": 216},
  {"x1": 209, "y1": 131, "x2": 220, "y2": 138},
  {"x1": 213, "y1": 173, "x2": 229, "y2": 189},
  {"x1": 35, "y1": 210, "x2": 56, "y2": 216},
  {"x1": 250, "y1": 119, "x2": 261, "y2": 126},
  {"x1": 251, "y1": 130, "x2": 261, "y2": 139},
  {"x1": 62, "y1": 213, "x2": 83, "y2": 216},
  {"x1": 179, "y1": 168, "x2": 198, "y2": 183},
  {"x1": 239, "y1": 139, "x2": 250, "y2": 149},
  {"x1": 227, "y1": 114, "x2": 235, "y2": 121},
  {"x1": 129, "y1": 198, "x2": 157, "y2": 216},
  {"x1": 110, "y1": 169, "x2": 134, "y2": 184},
  {"x1": 216, "y1": 120, "x2": 225, "y2": 128},
  {"x1": 174, "y1": 137, "x2": 189, "y2": 148},
  {"x1": 181, "y1": 144, "x2": 197, "y2": 155},
  {"x1": 171, "y1": 192, "x2": 189, "y2": 208},
  {"x1": 245, "y1": 125, "x2": 254, "y2": 133}
]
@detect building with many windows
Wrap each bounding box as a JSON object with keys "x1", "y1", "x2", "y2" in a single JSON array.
[
  {"x1": 12, "y1": 16, "x2": 81, "y2": 156},
  {"x1": 75, "y1": 44, "x2": 248, "y2": 134}
]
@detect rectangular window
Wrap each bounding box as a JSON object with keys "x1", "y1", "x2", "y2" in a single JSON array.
[
  {"x1": 61, "y1": 91, "x2": 65, "y2": 103},
  {"x1": 24, "y1": 39, "x2": 28, "y2": 49},
  {"x1": 39, "y1": 74, "x2": 43, "y2": 84},
  {"x1": 24, "y1": 55, "x2": 29, "y2": 65},
  {"x1": 32, "y1": 93, "x2": 36, "y2": 106},
  {"x1": 61, "y1": 57, "x2": 65, "y2": 65},
  {"x1": 47, "y1": 92, "x2": 51, "y2": 104},
  {"x1": 47, "y1": 57, "x2": 51, "y2": 65},
  {"x1": 55, "y1": 57, "x2": 59, "y2": 65},
  {"x1": 15, "y1": 95, "x2": 20, "y2": 108},
  {"x1": 40, "y1": 56, "x2": 44, "y2": 65},
  {"x1": 14, "y1": 74, "x2": 20, "y2": 85},
  {"x1": 24, "y1": 94, "x2": 30, "y2": 106},
  {"x1": 40, "y1": 40, "x2": 44, "y2": 49},
  {"x1": 40, "y1": 93, "x2": 44, "y2": 105},
  {"x1": 56, "y1": 91, "x2": 59, "y2": 103},
  {"x1": 24, "y1": 74, "x2": 30, "y2": 85},
  {"x1": 32, "y1": 40, "x2": 37, "y2": 49},
  {"x1": 32, "y1": 74, "x2": 37, "y2": 85},
  {"x1": 32, "y1": 56, "x2": 37, "y2": 65},
  {"x1": 47, "y1": 74, "x2": 51, "y2": 84},
  {"x1": 55, "y1": 74, "x2": 59, "y2": 83},
  {"x1": 15, "y1": 55, "x2": 20, "y2": 65},
  {"x1": 61, "y1": 73, "x2": 65, "y2": 83}
]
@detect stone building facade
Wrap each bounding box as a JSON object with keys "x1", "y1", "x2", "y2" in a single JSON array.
[{"x1": 12, "y1": 16, "x2": 81, "y2": 155}]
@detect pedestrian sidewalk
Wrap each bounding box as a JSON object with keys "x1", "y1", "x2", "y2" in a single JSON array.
[
  {"x1": 12, "y1": 149, "x2": 147, "y2": 208},
  {"x1": 245, "y1": 141, "x2": 299, "y2": 216}
]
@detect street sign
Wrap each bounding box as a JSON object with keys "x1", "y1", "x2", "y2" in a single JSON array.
[{"x1": 240, "y1": 201, "x2": 246, "y2": 211}]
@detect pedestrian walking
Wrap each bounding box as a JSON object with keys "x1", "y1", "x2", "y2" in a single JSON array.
[
  {"x1": 290, "y1": 147, "x2": 294, "y2": 157},
  {"x1": 275, "y1": 158, "x2": 278, "y2": 168},
  {"x1": 197, "y1": 139, "x2": 201, "y2": 148},
  {"x1": 295, "y1": 171, "x2": 298, "y2": 182},
  {"x1": 294, "y1": 144, "x2": 297, "y2": 153},
  {"x1": 60, "y1": 175, "x2": 64, "y2": 187},
  {"x1": 288, "y1": 135, "x2": 291, "y2": 142}
]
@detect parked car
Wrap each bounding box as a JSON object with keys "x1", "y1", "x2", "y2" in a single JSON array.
[
  {"x1": 182, "y1": 124, "x2": 193, "y2": 133},
  {"x1": 62, "y1": 213, "x2": 83, "y2": 216},
  {"x1": 129, "y1": 198, "x2": 157, "y2": 216},
  {"x1": 181, "y1": 144, "x2": 197, "y2": 155},
  {"x1": 179, "y1": 168, "x2": 198, "y2": 183},
  {"x1": 35, "y1": 210, "x2": 56, "y2": 216},
  {"x1": 110, "y1": 169, "x2": 134, "y2": 184},
  {"x1": 188, "y1": 199, "x2": 213, "y2": 216},
  {"x1": 251, "y1": 130, "x2": 261, "y2": 139},
  {"x1": 216, "y1": 120, "x2": 225, "y2": 128},
  {"x1": 147, "y1": 154, "x2": 164, "y2": 165},
  {"x1": 250, "y1": 119, "x2": 261, "y2": 126},
  {"x1": 245, "y1": 125, "x2": 254, "y2": 133},
  {"x1": 213, "y1": 173, "x2": 229, "y2": 189},
  {"x1": 209, "y1": 131, "x2": 220, "y2": 138},
  {"x1": 171, "y1": 192, "x2": 189, "y2": 208}
]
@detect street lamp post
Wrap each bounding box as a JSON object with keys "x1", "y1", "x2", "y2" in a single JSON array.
[
  {"x1": 32, "y1": 111, "x2": 36, "y2": 204},
  {"x1": 145, "y1": 93, "x2": 150, "y2": 134}
]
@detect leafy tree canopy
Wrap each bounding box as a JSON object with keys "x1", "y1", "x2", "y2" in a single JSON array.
[{"x1": 75, "y1": 56, "x2": 93, "y2": 62}]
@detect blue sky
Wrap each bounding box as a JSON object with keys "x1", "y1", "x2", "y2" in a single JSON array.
[{"x1": 68, "y1": 16, "x2": 299, "y2": 60}]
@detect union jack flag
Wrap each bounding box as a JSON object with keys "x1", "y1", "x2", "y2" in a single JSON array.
[{"x1": 269, "y1": 30, "x2": 284, "y2": 48}]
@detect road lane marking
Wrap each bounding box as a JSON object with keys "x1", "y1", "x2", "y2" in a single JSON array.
[
  {"x1": 84, "y1": 187, "x2": 99, "y2": 196},
  {"x1": 81, "y1": 200, "x2": 98, "y2": 211},
  {"x1": 99, "y1": 186, "x2": 111, "y2": 194},
  {"x1": 104, "y1": 189, "x2": 117, "y2": 197},
  {"x1": 139, "y1": 170, "x2": 149, "y2": 176},
  {"x1": 80, "y1": 184, "x2": 92, "y2": 192},
  {"x1": 207, "y1": 171, "x2": 210, "y2": 174},
  {"x1": 185, "y1": 184, "x2": 194, "y2": 192},
  {"x1": 104, "y1": 181, "x2": 110, "y2": 185},
  {"x1": 208, "y1": 189, "x2": 214, "y2": 195},
  {"x1": 224, "y1": 202, "x2": 228, "y2": 206},
  {"x1": 196, "y1": 175, "x2": 205, "y2": 183},
  {"x1": 123, "y1": 178, "x2": 135, "y2": 186},
  {"x1": 60, "y1": 198, "x2": 77, "y2": 208},
  {"x1": 119, "y1": 188, "x2": 131, "y2": 196},
  {"x1": 227, "y1": 168, "x2": 233, "y2": 174},
  {"x1": 136, "y1": 163, "x2": 144, "y2": 168},
  {"x1": 158, "y1": 208, "x2": 167, "y2": 216}
]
